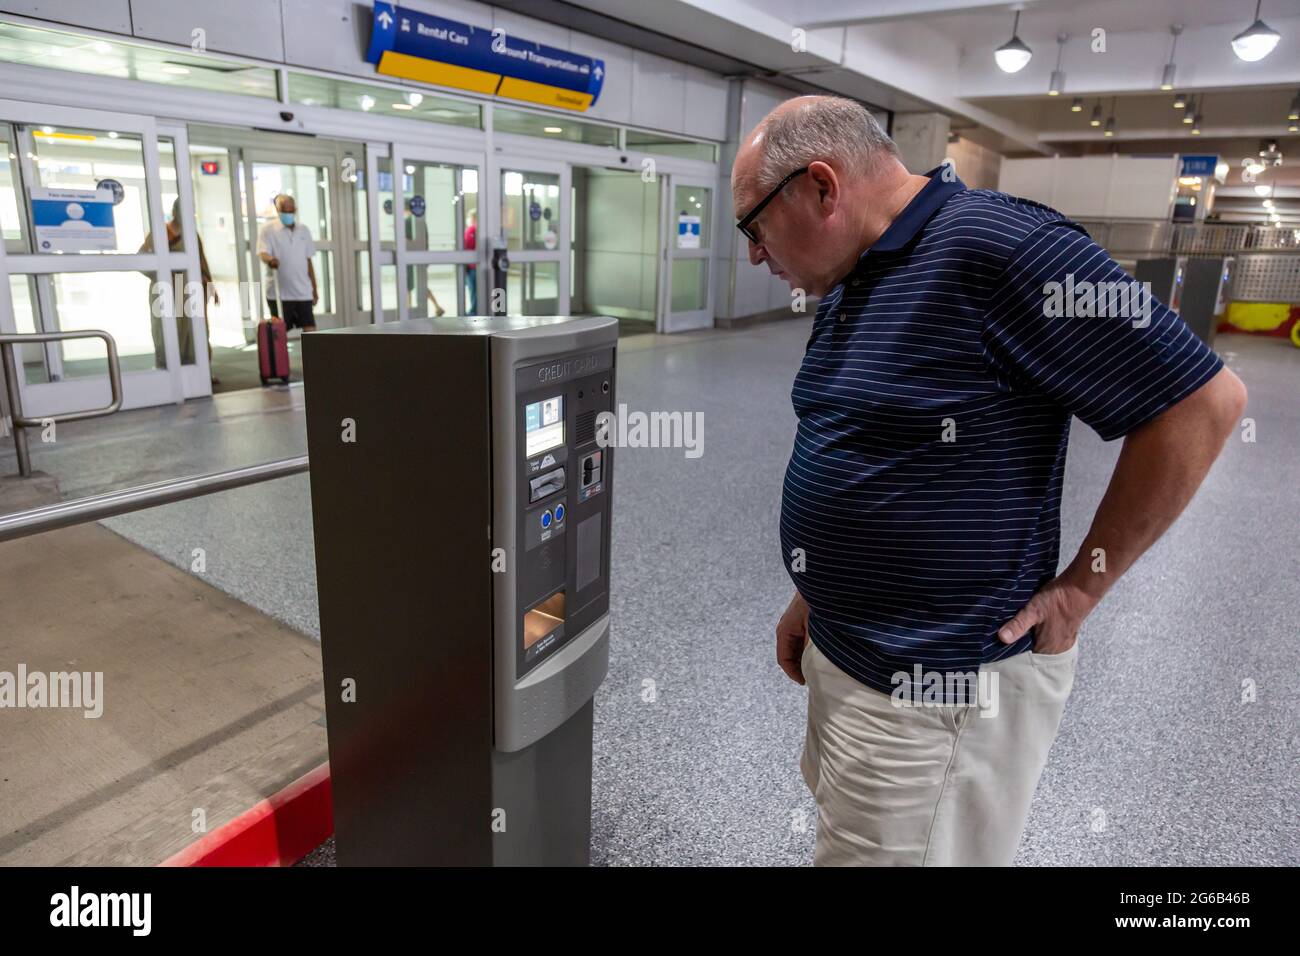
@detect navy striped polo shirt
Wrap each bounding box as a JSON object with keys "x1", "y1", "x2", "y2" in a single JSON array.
[{"x1": 780, "y1": 166, "x2": 1223, "y2": 700}]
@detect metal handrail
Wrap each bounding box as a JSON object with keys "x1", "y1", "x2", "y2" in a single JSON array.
[
  {"x1": 1075, "y1": 218, "x2": 1300, "y2": 258},
  {"x1": 0, "y1": 455, "x2": 309, "y2": 543},
  {"x1": 1, "y1": 330, "x2": 124, "y2": 478}
]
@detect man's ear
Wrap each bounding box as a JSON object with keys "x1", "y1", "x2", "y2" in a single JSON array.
[{"x1": 808, "y1": 161, "x2": 838, "y2": 213}]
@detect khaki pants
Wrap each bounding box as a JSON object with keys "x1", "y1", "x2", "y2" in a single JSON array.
[{"x1": 800, "y1": 637, "x2": 1077, "y2": 866}]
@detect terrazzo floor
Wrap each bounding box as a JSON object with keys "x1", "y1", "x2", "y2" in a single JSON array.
[{"x1": 3, "y1": 324, "x2": 1296, "y2": 866}]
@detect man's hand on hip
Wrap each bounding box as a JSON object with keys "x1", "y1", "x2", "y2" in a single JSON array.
[
  {"x1": 777, "y1": 591, "x2": 811, "y2": 684},
  {"x1": 996, "y1": 575, "x2": 1098, "y2": 655}
]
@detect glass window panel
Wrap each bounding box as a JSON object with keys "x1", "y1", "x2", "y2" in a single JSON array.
[
  {"x1": 286, "y1": 72, "x2": 480, "y2": 129},
  {"x1": 38, "y1": 271, "x2": 162, "y2": 376},
  {"x1": 671, "y1": 258, "x2": 708, "y2": 313},
  {"x1": 28, "y1": 126, "x2": 150, "y2": 255},
  {"x1": 501, "y1": 170, "x2": 560, "y2": 252},
  {"x1": 249, "y1": 162, "x2": 330, "y2": 241},
  {"x1": 8, "y1": 275, "x2": 45, "y2": 385},
  {"x1": 493, "y1": 107, "x2": 618, "y2": 147},
  {"x1": 356, "y1": 254, "x2": 398, "y2": 314},
  {"x1": 403, "y1": 161, "x2": 478, "y2": 253},
  {"x1": 189, "y1": 144, "x2": 246, "y2": 348},
  {"x1": 673, "y1": 184, "x2": 711, "y2": 248},
  {"x1": 158, "y1": 136, "x2": 184, "y2": 253},
  {"x1": 310, "y1": 250, "x2": 334, "y2": 316},
  {"x1": 2, "y1": 124, "x2": 27, "y2": 252},
  {"x1": 506, "y1": 261, "x2": 560, "y2": 315},
  {"x1": 0, "y1": 21, "x2": 278, "y2": 98},
  {"x1": 404, "y1": 263, "x2": 479, "y2": 317},
  {"x1": 377, "y1": 157, "x2": 395, "y2": 246},
  {"x1": 625, "y1": 130, "x2": 717, "y2": 162}
]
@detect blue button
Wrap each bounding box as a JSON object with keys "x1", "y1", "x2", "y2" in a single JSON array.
[
  {"x1": 554, "y1": 503, "x2": 565, "y2": 522},
  {"x1": 540, "y1": 510, "x2": 552, "y2": 528}
]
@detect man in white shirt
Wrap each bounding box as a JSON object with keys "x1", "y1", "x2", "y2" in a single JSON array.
[{"x1": 257, "y1": 194, "x2": 319, "y2": 332}]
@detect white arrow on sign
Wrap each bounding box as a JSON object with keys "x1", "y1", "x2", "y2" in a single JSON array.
[
  {"x1": 377, "y1": 10, "x2": 393, "y2": 28},
  {"x1": 593, "y1": 64, "x2": 603, "y2": 80}
]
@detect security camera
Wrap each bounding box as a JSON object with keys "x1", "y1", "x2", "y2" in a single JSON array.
[{"x1": 280, "y1": 110, "x2": 294, "y2": 122}]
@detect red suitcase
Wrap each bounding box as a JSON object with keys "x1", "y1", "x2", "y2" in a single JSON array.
[
  {"x1": 259, "y1": 273, "x2": 291, "y2": 386},
  {"x1": 257, "y1": 316, "x2": 291, "y2": 386}
]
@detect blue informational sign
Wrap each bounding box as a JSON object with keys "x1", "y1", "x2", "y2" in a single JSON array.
[
  {"x1": 529, "y1": 201, "x2": 541, "y2": 222},
  {"x1": 383, "y1": 198, "x2": 393, "y2": 215},
  {"x1": 409, "y1": 194, "x2": 426, "y2": 217},
  {"x1": 31, "y1": 187, "x2": 117, "y2": 252},
  {"x1": 1180, "y1": 154, "x2": 1218, "y2": 177},
  {"x1": 365, "y1": 2, "x2": 604, "y2": 111}
]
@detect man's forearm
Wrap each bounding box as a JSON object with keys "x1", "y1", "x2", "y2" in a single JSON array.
[{"x1": 1059, "y1": 366, "x2": 1247, "y2": 601}]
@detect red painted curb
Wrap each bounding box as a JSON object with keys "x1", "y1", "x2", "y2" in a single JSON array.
[{"x1": 159, "y1": 762, "x2": 333, "y2": 867}]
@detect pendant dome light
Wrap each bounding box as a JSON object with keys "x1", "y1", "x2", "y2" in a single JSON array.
[
  {"x1": 1089, "y1": 100, "x2": 1103, "y2": 127},
  {"x1": 1231, "y1": 1, "x2": 1281, "y2": 61},
  {"x1": 995, "y1": 7, "x2": 1033, "y2": 74},
  {"x1": 1103, "y1": 97, "x2": 1116, "y2": 137}
]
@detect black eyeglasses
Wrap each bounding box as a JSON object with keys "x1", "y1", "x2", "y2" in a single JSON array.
[{"x1": 735, "y1": 167, "x2": 808, "y2": 244}]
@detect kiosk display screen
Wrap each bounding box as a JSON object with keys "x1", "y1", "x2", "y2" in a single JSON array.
[{"x1": 525, "y1": 395, "x2": 564, "y2": 457}]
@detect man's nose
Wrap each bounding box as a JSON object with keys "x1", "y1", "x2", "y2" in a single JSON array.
[{"x1": 747, "y1": 239, "x2": 765, "y2": 266}]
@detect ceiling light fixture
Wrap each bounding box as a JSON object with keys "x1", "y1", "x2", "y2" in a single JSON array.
[
  {"x1": 1070, "y1": 97, "x2": 1083, "y2": 112},
  {"x1": 1231, "y1": 0, "x2": 1281, "y2": 61},
  {"x1": 1048, "y1": 33, "x2": 1067, "y2": 95},
  {"x1": 1173, "y1": 92, "x2": 1187, "y2": 109},
  {"x1": 1089, "y1": 101, "x2": 1102, "y2": 127},
  {"x1": 1161, "y1": 24, "x2": 1182, "y2": 90},
  {"x1": 1288, "y1": 90, "x2": 1300, "y2": 121},
  {"x1": 1103, "y1": 97, "x2": 1116, "y2": 137},
  {"x1": 995, "y1": 6, "x2": 1033, "y2": 74},
  {"x1": 1183, "y1": 96, "x2": 1196, "y2": 124}
]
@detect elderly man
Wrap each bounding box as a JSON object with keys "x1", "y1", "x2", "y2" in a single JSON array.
[
  {"x1": 733, "y1": 96, "x2": 1246, "y2": 866},
  {"x1": 257, "y1": 193, "x2": 319, "y2": 333}
]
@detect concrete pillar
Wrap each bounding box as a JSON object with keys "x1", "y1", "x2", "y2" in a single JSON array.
[{"x1": 891, "y1": 112, "x2": 951, "y2": 174}]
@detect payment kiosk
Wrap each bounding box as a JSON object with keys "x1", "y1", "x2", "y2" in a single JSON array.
[{"x1": 304, "y1": 315, "x2": 617, "y2": 865}]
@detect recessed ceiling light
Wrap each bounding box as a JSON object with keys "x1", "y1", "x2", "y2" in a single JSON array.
[
  {"x1": 543, "y1": 126, "x2": 563, "y2": 133},
  {"x1": 161, "y1": 64, "x2": 191, "y2": 75}
]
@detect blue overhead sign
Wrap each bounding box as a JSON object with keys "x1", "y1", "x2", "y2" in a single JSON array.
[
  {"x1": 365, "y1": 2, "x2": 605, "y2": 112},
  {"x1": 1180, "y1": 154, "x2": 1219, "y2": 177}
]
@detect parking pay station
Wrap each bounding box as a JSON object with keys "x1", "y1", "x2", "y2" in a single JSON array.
[{"x1": 304, "y1": 315, "x2": 617, "y2": 866}]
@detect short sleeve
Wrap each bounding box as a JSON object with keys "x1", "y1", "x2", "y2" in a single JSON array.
[
  {"x1": 255, "y1": 224, "x2": 271, "y2": 256},
  {"x1": 304, "y1": 228, "x2": 317, "y2": 257},
  {"x1": 983, "y1": 222, "x2": 1223, "y2": 441}
]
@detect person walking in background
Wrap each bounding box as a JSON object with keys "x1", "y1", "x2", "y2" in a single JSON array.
[
  {"x1": 139, "y1": 197, "x2": 220, "y2": 384},
  {"x1": 257, "y1": 193, "x2": 318, "y2": 333}
]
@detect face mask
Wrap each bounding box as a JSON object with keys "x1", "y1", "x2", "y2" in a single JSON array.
[{"x1": 279, "y1": 212, "x2": 295, "y2": 226}]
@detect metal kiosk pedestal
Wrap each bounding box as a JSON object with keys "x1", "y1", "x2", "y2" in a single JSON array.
[{"x1": 304, "y1": 315, "x2": 617, "y2": 866}]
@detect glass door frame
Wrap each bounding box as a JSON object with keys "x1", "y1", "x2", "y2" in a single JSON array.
[
  {"x1": 157, "y1": 120, "x2": 212, "y2": 400},
  {"x1": 391, "y1": 142, "x2": 485, "y2": 322},
  {"x1": 487, "y1": 154, "x2": 570, "y2": 317},
  {"x1": 0, "y1": 97, "x2": 181, "y2": 417},
  {"x1": 659, "y1": 171, "x2": 716, "y2": 333}
]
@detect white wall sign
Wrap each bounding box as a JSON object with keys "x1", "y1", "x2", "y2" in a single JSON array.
[
  {"x1": 677, "y1": 214, "x2": 701, "y2": 249},
  {"x1": 30, "y1": 187, "x2": 117, "y2": 252}
]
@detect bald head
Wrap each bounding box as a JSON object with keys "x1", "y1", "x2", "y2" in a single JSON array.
[
  {"x1": 731, "y1": 95, "x2": 923, "y2": 297},
  {"x1": 733, "y1": 96, "x2": 898, "y2": 211}
]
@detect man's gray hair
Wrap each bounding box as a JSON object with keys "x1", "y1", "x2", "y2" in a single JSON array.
[{"x1": 754, "y1": 96, "x2": 899, "y2": 193}]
